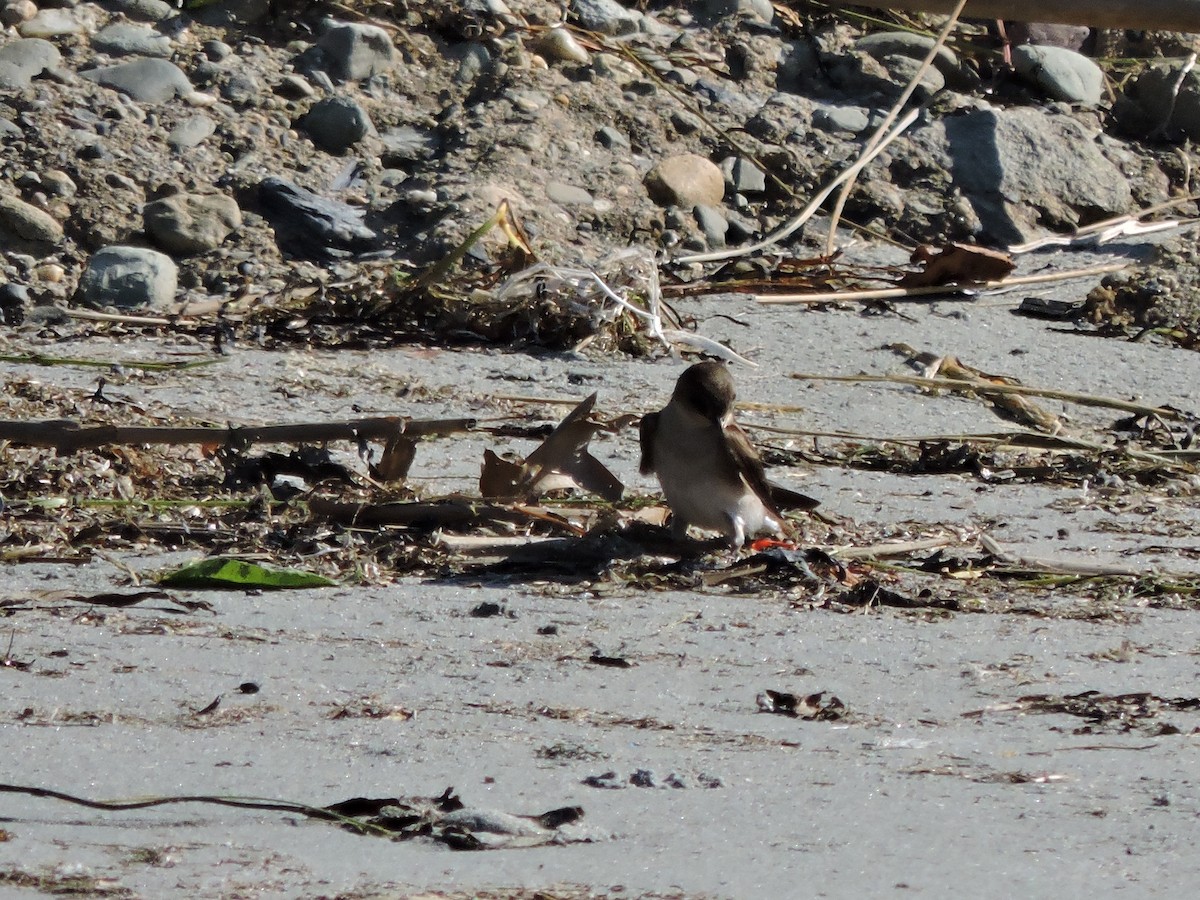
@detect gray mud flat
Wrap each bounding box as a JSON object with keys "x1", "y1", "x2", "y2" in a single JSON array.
[{"x1": 4, "y1": 242, "x2": 1200, "y2": 899}]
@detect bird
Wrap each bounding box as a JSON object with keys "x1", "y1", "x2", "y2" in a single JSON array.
[{"x1": 639, "y1": 361, "x2": 791, "y2": 549}]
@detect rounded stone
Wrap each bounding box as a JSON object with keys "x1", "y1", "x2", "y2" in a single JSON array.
[
  {"x1": 1013, "y1": 44, "x2": 1104, "y2": 106},
  {"x1": 0, "y1": 193, "x2": 63, "y2": 243},
  {"x1": 144, "y1": 192, "x2": 242, "y2": 255},
  {"x1": 644, "y1": 154, "x2": 725, "y2": 208},
  {"x1": 301, "y1": 95, "x2": 371, "y2": 153},
  {"x1": 315, "y1": 22, "x2": 395, "y2": 81},
  {"x1": 80, "y1": 246, "x2": 178, "y2": 309}
]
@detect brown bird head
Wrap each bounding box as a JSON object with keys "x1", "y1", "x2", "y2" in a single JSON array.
[{"x1": 672, "y1": 361, "x2": 735, "y2": 423}]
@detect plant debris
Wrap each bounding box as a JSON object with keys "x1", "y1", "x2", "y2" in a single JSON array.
[
  {"x1": 964, "y1": 691, "x2": 1200, "y2": 735},
  {"x1": 0, "y1": 783, "x2": 601, "y2": 850}
]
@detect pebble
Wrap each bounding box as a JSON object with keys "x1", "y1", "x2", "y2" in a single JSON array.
[
  {"x1": 546, "y1": 181, "x2": 594, "y2": 206},
  {"x1": 80, "y1": 58, "x2": 193, "y2": 103},
  {"x1": 813, "y1": 103, "x2": 871, "y2": 135},
  {"x1": 143, "y1": 192, "x2": 243, "y2": 255},
  {"x1": 315, "y1": 22, "x2": 396, "y2": 81},
  {"x1": 573, "y1": 0, "x2": 642, "y2": 36},
  {"x1": 105, "y1": 0, "x2": 174, "y2": 22},
  {"x1": 644, "y1": 153, "x2": 725, "y2": 207},
  {"x1": 535, "y1": 26, "x2": 590, "y2": 65},
  {"x1": 92, "y1": 22, "x2": 173, "y2": 58},
  {"x1": 729, "y1": 157, "x2": 766, "y2": 194},
  {"x1": 596, "y1": 126, "x2": 630, "y2": 149},
  {"x1": 79, "y1": 246, "x2": 178, "y2": 309},
  {"x1": 0, "y1": 192, "x2": 63, "y2": 243},
  {"x1": 1012, "y1": 44, "x2": 1104, "y2": 106},
  {"x1": 275, "y1": 74, "x2": 315, "y2": 100},
  {"x1": 167, "y1": 114, "x2": 216, "y2": 151},
  {"x1": 203, "y1": 40, "x2": 233, "y2": 62},
  {"x1": 693, "y1": 204, "x2": 728, "y2": 247},
  {"x1": 301, "y1": 96, "x2": 371, "y2": 154}
]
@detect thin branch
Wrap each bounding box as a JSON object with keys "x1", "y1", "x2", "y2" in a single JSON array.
[
  {"x1": 0, "y1": 416, "x2": 475, "y2": 452},
  {"x1": 754, "y1": 261, "x2": 1128, "y2": 303},
  {"x1": 787, "y1": 371, "x2": 1194, "y2": 421},
  {"x1": 825, "y1": 0, "x2": 968, "y2": 256}
]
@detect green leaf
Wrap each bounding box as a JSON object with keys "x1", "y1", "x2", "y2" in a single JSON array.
[{"x1": 158, "y1": 558, "x2": 336, "y2": 590}]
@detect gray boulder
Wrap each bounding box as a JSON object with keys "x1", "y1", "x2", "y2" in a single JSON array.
[
  {"x1": 80, "y1": 246, "x2": 178, "y2": 308},
  {"x1": 315, "y1": 22, "x2": 395, "y2": 81}
]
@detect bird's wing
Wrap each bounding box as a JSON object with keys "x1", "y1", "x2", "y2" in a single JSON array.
[
  {"x1": 638, "y1": 412, "x2": 659, "y2": 475},
  {"x1": 721, "y1": 422, "x2": 783, "y2": 516}
]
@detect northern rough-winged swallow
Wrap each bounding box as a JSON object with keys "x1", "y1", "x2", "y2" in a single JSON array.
[{"x1": 639, "y1": 361, "x2": 787, "y2": 549}]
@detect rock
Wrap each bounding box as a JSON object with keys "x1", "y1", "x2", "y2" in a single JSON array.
[
  {"x1": 454, "y1": 44, "x2": 493, "y2": 85},
  {"x1": 0, "y1": 192, "x2": 63, "y2": 243},
  {"x1": 0, "y1": 38, "x2": 60, "y2": 90},
  {"x1": 644, "y1": 154, "x2": 725, "y2": 207},
  {"x1": 257, "y1": 176, "x2": 380, "y2": 260},
  {"x1": 573, "y1": 0, "x2": 641, "y2": 36},
  {"x1": 301, "y1": 96, "x2": 372, "y2": 154},
  {"x1": 880, "y1": 54, "x2": 944, "y2": 96},
  {"x1": 379, "y1": 125, "x2": 440, "y2": 166},
  {"x1": 930, "y1": 107, "x2": 1132, "y2": 243},
  {"x1": 596, "y1": 126, "x2": 629, "y2": 149},
  {"x1": 535, "y1": 26, "x2": 590, "y2": 65},
  {"x1": 18, "y1": 7, "x2": 89, "y2": 37},
  {"x1": 275, "y1": 74, "x2": 315, "y2": 99},
  {"x1": 1005, "y1": 23, "x2": 1090, "y2": 51},
  {"x1": 1, "y1": 0, "x2": 36, "y2": 26},
  {"x1": 80, "y1": 58, "x2": 192, "y2": 103},
  {"x1": 144, "y1": 192, "x2": 242, "y2": 255},
  {"x1": 694, "y1": 0, "x2": 774, "y2": 23},
  {"x1": 105, "y1": 0, "x2": 175, "y2": 21},
  {"x1": 856, "y1": 31, "x2": 970, "y2": 89},
  {"x1": 813, "y1": 103, "x2": 870, "y2": 135},
  {"x1": 167, "y1": 115, "x2": 216, "y2": 151},
  {"x1": 79, "y1": 246, "x2": 178, "y2": 308},
  {"x1": 1012, "y1": 45, "x2": 1103, "y2": 106},
  {"x1": 1115, "y1": 64, "x2": 1200, "y2": 141},
  {"x1": 41, "y1": 170, "x2": 77, "y2": 198},
  {"x1": 694, "y1": 204, "x2": 728, "y2": 247},
  {"x1": 720, "y1": 157, "x2": 768, "y2": 194},
  {"x1": 546, "y1": 181, "x2": 593, "y2": 205},
  {"x1": 220, "y1": 72, "x2": 263, "y2": 106},
  {"x1": 203, "y1": 39, "x2": 233, "y2": 62},
  {"x1": 315, "y1": 22, "x2": 395, "y2": 81},
  {"x1": 92, "y1": 22, "x2": 172, "y2": 58}
]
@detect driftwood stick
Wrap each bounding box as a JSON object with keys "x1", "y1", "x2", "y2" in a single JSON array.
[
  {"x1": 0, "y1": 417, "x2": 476, "y2": 452},
  {"x1": 843, "y1": 0, "x2": 1200, "y2": 31}
]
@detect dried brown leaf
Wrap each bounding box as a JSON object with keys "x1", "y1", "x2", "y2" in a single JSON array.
[{"x1": 899, "y1": 243, "x2": 1016, "y2": 288}]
